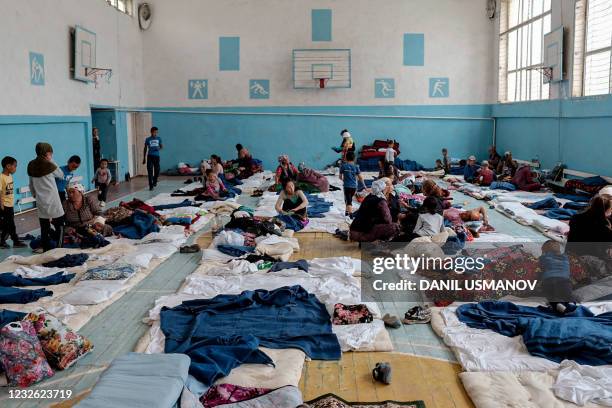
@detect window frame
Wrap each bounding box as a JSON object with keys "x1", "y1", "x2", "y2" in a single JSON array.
[
  {"x1": 499, "y1": 0, "x2": 552, "y2": 102},
  {"x1": 106, "y1": 0, "x2": 133, "y2": 16},
  {"x1": 582, "y1": 0, "x2": 612, "y2": 96}
]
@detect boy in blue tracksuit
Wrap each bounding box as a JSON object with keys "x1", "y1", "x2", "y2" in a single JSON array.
[{"x1": 55, "y1": 155, "x2": 81, "y2": 202}]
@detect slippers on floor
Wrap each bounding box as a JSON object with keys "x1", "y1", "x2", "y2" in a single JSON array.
[
  {"x1": 180, "y1": 244, "x2": 201, "y2": 253},
  {"x1": 402, "y1": 306, "x2": 431, "y2": 325},
  {"x1": 382, "y1": 313, "x2": 401, "y2": 329},
  {"x1": 372, "y1": 362, "x2": 392, "y2": 384}
]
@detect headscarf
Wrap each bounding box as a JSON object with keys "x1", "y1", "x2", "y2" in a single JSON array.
[
  {"x1": 599, "y1": 186, "x2": 612, "y2": 198},
  {"x1": 93, "y1": 216, "x2": 106, "y2": 225},
  {"x1": 67, "y1": 183, "x2": 85, "y2": 194},
  {"x1": 27, "y1": 142, "x2": 57, "y2": 178},
  {"x1": 371, "y1": 179, "x2": 387, "y2": 199},
  {"x1": 278, "y1": 155, "x2": 289, "y2": 164},
  {"x1": 342, "y1": 131, "x2": 351, "y2": 139}
]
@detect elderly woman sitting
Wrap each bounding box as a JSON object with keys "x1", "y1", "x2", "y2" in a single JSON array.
[
  {"x1": 349, "y1": 178, "x2": 400, "y2": 242},
  {"x1": 62, "y1": 184, "x2": 112, "y2": 236}
]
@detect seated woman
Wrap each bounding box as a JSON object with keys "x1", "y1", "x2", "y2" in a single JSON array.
[
  {"x1": 568, "y1": 195, "x2": 612, "y2": 243},
  {"x1": 235, "y1": 143, "x2": 257, "y2": 179},
  {"x1": 274, "y1": 180, "x2": 309, "y2": 230},
  {"x1": 488, "y1": 145, "x2": 502, "y2": 171},
  {"x1": 210, "y1": 154, "x2": 224, "y2": 176},
  {"x1": 421, "y1": 179, "x2": 451, "y2": 213},
  {"x1": 497, "y1": 151, "x2": 518, "y2": 179},
  {"x1": 511, "y1": 165, "x2": 540, "y2": 191},
  {"x1": 349, "y1": 178, "x2": 400, "y2": 242},
  {"x1": 275, "y1": 155, "x2": 299, "y2": 188},
  {"x1": 62, "y1": 184, "x2": 113, "y2": 236},
  {"x1": 202, "y1": 169, "x2": 227, "y2": 200}
]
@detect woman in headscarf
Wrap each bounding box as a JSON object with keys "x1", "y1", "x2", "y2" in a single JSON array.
[
  {"x1": 62, "y1": 184, "x2": 103, "y2": 229},
  {"x1": 349, "y1": 178, "x2": 400, "y2": 242},
  {"x1": 275, "y1": 155, "x2": 299, "y2": 188},
  {"x1": 27, "y1": 142, "x2": 65, "y2": 251}
]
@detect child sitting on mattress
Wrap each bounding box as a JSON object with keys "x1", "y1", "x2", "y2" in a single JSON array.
[
  {"x1": 475, "y1": 160, "x2": 496, "y2": 186},
  {"x1": 539, "y1": 240, "x2": 575, "y2": 314},
  {"x1": 202, "y1": 169, "x2": 227, "y2": 200}
]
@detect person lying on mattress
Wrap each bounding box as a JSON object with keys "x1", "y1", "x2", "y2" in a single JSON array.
[
  {"x1": 274, "y1": 180, "x2": 309, "y2": 229},
  {"x1": 349, "y1": 178, "x2": 400, "y2": 242}
]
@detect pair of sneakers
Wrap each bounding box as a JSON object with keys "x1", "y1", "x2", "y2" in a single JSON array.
[
  {"x1": 402, "y1": 305, "x2": 431, "y2": 325},
  {"x1": 180, "y1": 244, "x2": 201, "y2": 253}
]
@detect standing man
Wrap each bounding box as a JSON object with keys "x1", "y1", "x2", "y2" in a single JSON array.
[
  {"x1": 143, "y1": 126, "x2": 162, "y2": 191},
  {"x1": 92, "y1": 127, "x2": 101, "y2": 173}
]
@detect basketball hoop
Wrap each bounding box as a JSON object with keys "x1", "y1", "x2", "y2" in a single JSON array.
[
  {"x1": 530, "y1": 65, "x2": 553, "y2": 84},
  {"x1": 314, "y1": 77, "x2": 330, "y2": 89},
  {"x1": 85, "y1": 67, "x2": 113, "y2": 88}
]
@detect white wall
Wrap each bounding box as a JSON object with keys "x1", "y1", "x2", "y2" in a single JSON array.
[
  {"x1": 0, "y1": 0, "x2": 144, "y2": 116},
  {"x1": 142, "y1": 0, "x2": 497, "y2": 107}
]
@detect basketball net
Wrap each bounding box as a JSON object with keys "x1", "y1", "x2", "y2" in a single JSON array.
[{"x1": 85, "y1": 67, "x2": 113, "y2": 88}]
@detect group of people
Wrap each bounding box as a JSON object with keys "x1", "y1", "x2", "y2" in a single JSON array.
[{"x1": 437, "y1": 146, "x2": 541, "y2": 191}]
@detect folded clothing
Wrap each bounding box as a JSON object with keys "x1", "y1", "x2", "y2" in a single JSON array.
[
  {"x1": 75, "y1": 352, "x2": 190, "y2": 408},
  {"x1": 268, "y1": 259, "x2": 309, "y2": 273},
  {"x1": 0, "y1": 271, "x2": 75, "y2": 287},
  {"x1": 81, "y1": 263, "x2": 138, "y2": 281},
  {"x1": 332, "y1": 303, "x2": 374, "y2": 325},
  {"x1": 42, "y1": 253, "x2": 89, "y2": 268},
  {"x1": 0, "y1": 287, "x2": 53, "y2": 304},
  {"x1": 526, "y1": 197, "x2": 559, "y2": 210}
]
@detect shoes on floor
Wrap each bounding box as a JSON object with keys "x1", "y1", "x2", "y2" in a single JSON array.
[
  {"x1": 402, "y1": 305, "x2": 431, "y2": 325},
  {"x1": 334, "y1": 229, "x2": 349, "y2": 241},
  {"x1": 382, "y1": 313, "x2": 401, "y2": 329},
  {"x1": 372, "y1": 362, "x2": 392, "y2": 384},
  {"x1": 0, "y1": 242, "x2": 10, "y2": 249},
  {"x1": 149, "y1": 186, "x2": 154, "y2": 191},
  {"x1": 180, "y1": 244, "x2": 201, "y2": 253},
  {"x1": 184, "y1": 178, "x2": 193, "y2": 184},
  {"x1": 32, "y1": 248, "x2": 44, "y2": 254},
  {"x1": 12, "y1": 241, "x2": 28, "y2": 248},
  {"x1": 100, "y1": 201, "x2": 106, "y2": 207}
]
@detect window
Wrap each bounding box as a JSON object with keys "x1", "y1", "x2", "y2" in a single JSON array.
[
  {"x1": 498, "y1": 0, "x2": 552, "y2": 102},
  {"x1": 106, "y1": 0, "x2": 133, "y2": 16},
  {"x1": 584, "y1": 0, "x2": 612, "y2": 96}
]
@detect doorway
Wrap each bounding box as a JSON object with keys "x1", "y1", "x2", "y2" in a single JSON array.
[
  {"x1": 130, "y1": 112, "x2": 152, "y2": 177},
  {"x1": 90, "y1": 108, "x2": 117, "y2": 174}
]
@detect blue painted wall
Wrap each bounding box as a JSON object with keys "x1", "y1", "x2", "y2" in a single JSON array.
[
  {"x1": 150, "y1": 105, "x2": 493, "y2": 171},
  {"x1": 0, "y1": 116, "x2": 94, "y2": 210},
  {"x1": 493, "y1": 95, "x2": 612, "y2": 176}
]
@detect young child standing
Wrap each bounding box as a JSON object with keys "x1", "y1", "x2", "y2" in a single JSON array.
[
  {"x1": 384, "y1": 140, "x2": 396, "y2": 165},
  {"x1": 0, "y1": 157, "x2": 27, "y2": 248},
  {"x1": 339, "y1": 151, "x2": 364, "y2": 217},
  {"x1": 539, "y1": 240, "x2": 575, "y2": 314},
  {"x1": 92, "y1": 159, "x2": 111, "y2": 207},
  {"x1": 441, "y1": 148, "x2": 451, "y2": 173}
]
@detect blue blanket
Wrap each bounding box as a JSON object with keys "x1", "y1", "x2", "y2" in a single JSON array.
[
  {"x1": 160, "y1": 285, "x2": 341, "y2": 386},
  {"x1": 457, "y1": 301, "x2": 612, "y2": 365},
  {"x1": 113, "y1": 211, "x2": 160, "y2": 240}
]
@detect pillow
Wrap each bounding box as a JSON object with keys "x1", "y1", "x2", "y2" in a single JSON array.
[
  {"x1": 0, "y1": 320, "x2": 54, "y2": 387},
  {"x1": 24, "y1": 309, "x2": 94, "y2": 370},
  {"x1": 81, "y1": 263, "x2": 137, "y2": 281}
]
